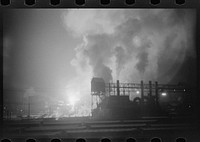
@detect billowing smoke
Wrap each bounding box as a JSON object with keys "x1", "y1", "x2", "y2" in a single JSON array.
[
  {"x1": 62, "y1": 9, "x2": 196, "y2": 115},
  {"x1": 83, "y1": 34, "x2": 114, "y2": 82},
  {"x1": 135, "y1": 38, "x2": 152, "y2": 76},
  {"x1": 114, "y1": 45, "x2": 127, "y2": 78}
]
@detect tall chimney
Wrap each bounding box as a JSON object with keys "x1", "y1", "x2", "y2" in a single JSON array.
[
  {"x1": 117, "y1": 80, "x2": 120, "y2": 96},
  {"x1": 141, "y1": 80, "x2": 144, "y2": 104},
  {"x1": 155, "y1": 81, "x2": 158, "y2": 106},
  {"x1": 149, "y1": 81, "x2": 152, "y2": 97}
]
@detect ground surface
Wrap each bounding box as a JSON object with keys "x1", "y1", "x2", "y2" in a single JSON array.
[{"x1": 2, "y1": 116, "x2": 200, "y2": 142}]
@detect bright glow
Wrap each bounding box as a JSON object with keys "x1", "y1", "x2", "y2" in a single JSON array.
[
  {"x1": 136, "y1": 90, "x2": 140, "y2": 94},
  {"x1": 68, "y1": 96, "x2": 80, "y2": 106},
  {"x1": 65, "y1": 87, "x2": 81, "y2": 107},
  {"x1": 161, "y1": 92, "x2": 167, "y2": 96}
]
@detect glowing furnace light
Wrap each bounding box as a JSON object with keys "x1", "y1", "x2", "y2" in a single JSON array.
[
  {"x1": 68, "y1": 96, "x2": 80, "y2": 106},
  {"x1": 161, "y1": 92, "x2": 167, "y2": 96},
  {"x1": 136, "y1": 90, "x2": 140, "y2": 94}
]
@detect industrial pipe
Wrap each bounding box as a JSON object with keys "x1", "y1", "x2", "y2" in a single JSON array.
[{"x1": 117, "y1": 80, "x2": 120, "y2": 96}]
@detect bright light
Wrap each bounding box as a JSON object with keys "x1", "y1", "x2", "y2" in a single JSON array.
[
  {"x1": 161, "y1": 92, "x2": 167, "y2": 96},
  {"x1": 68, "y1": 96, "x2": 80, "y2": 106},
  {"x1": 65, "y1": 87, "x2": 80, "y2": 107},
  {"x1": 136, "y1": 90, "x2": 140, "y2": 94}
]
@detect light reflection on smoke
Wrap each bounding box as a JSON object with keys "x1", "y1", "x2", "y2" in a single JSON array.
[{"x1": 61, "y1": 9, "x2": 196, "y2": 117}]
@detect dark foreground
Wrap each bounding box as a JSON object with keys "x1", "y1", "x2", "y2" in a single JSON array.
[{"x1": 2, "y1": 115, "x2": 200, "y2": 142}]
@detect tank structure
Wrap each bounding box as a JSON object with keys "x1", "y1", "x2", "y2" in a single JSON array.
[{"x1": 91, "y1": 77, "x2": 193, "y2": 119}]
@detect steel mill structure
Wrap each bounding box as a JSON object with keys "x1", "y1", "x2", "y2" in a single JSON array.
[{"x1": 91, "y1": 77, "x2": 193, "y2": 119}]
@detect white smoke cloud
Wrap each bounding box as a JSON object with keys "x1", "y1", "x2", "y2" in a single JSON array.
[
  {"x1": 62, "y1": 9, "x2": 127, "y2": 36},
  {"x1": 62, "y1": 9, "x2": 196, "y2": 115}
]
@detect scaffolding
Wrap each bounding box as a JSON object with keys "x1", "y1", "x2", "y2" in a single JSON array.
[{"x1": 91, "y1": 77, "x2": 189, "y2": 116}]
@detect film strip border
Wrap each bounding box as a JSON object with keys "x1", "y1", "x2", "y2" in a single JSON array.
[
  {"x1": 0, "y1": 1, "x2": 199, "y2": 142},
  {"x1": 0, "y1": 0, "x2": 199, "y2": 8},
  {"x1": 1, "y1": 137, "x2": 187, "y2": 142}
]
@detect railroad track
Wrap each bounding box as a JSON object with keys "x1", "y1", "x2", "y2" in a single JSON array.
[{"x1": 2, "y1": 116, "x2": 199, "y2": 140}]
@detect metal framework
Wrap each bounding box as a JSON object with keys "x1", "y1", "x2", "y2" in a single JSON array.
[{"x1": 91, "y1": 78, "x2": 188, "y2": 112}]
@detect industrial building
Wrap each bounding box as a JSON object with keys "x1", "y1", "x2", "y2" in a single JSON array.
[{"x1": 91, "y1": 77, "x2": 193, "y2": 119}]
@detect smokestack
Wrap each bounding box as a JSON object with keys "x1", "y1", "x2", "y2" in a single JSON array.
[
  {"x1": 109, "y1": 83, "x2": 110, "y2": 96},
  {"x1": 155, "y1": 81, "x2": 158, "y2": 106},
  {"x1": 117, "y1": 80, "x2": 120, "y2": 96},
  {"x1": 141, "y1": 80, "x2": 144, "y2": 104},
  {"x1": 149, "y1": 81, "x2": 152, "y2": 97}
]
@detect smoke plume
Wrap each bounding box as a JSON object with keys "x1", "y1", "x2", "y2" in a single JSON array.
[{"x1": 62, "y1": 9, "x2": 196, "y2": 115}]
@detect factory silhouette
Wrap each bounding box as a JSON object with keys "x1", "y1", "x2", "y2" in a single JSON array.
[
  {"x1": 3, "y1": 77, "x2": 193, "y2": 120},
  {"x1": 91, "y1": 77, "x2": 193, "y2": 119}
]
